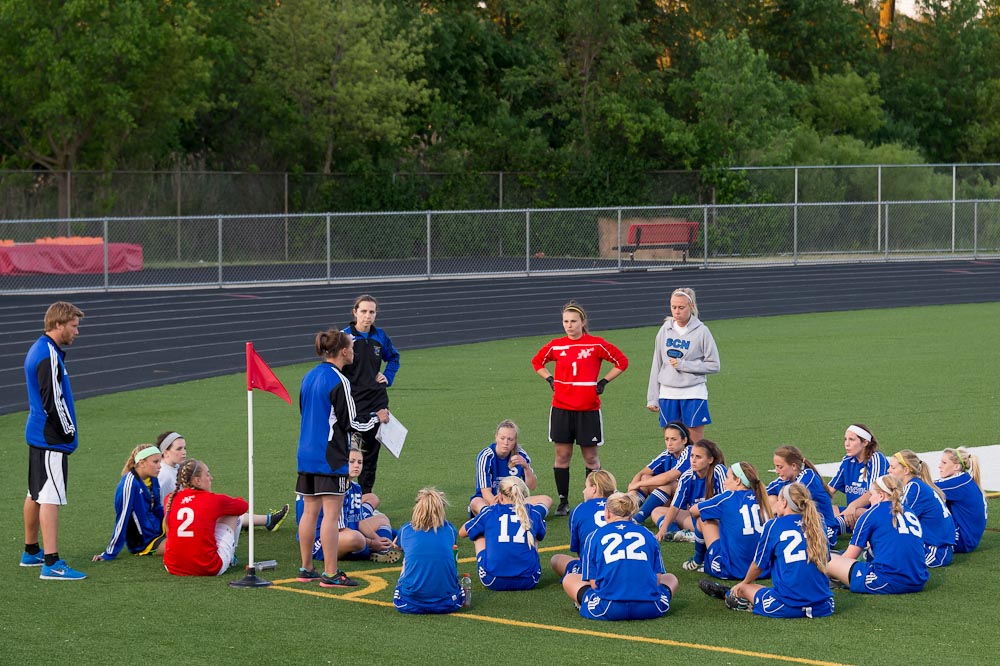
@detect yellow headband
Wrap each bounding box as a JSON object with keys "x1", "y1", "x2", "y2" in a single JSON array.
[
  {"x1": 894, "y1": 451, "x2": 915, "y2": 474},
  {"x1": 564, "y1": 305, "x2": 585, "y2": 317}
]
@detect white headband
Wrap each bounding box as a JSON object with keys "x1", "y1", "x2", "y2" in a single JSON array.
[
  {"x1": 781, "y1": 484, "x2": 800, "y2": 513},
  {"x1": 874, "y1": 475, "x2": 892, "y2": 495},
  {"x1": 158, "y1": 432, "x2": 183, "y2": 453},
  {"x1": 847, "y1": 425, "x2": 872, "y2": 442}
]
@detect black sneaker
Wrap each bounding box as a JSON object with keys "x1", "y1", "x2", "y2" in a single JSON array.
[
  {"x1": 265, "y1": 503, "x2": 290, "y2": 531},
  {"x1": 698, "y1": 578, "x2": 730, "y2": 600},
  {"x1": 319, "y1": 570, "x2": 359, "y2": 588},
  {"x1": 725, "y1": 591, "x2": 751, "y2": 612},
  {"x1": 554, "y1": 501, "x2": 570, "y2": 517}
]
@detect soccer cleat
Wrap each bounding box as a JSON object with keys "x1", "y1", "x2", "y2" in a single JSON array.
[
  {"x1": 698, "y1": 578, "x2": 731, "y2": 600},
  {"x1": 20, "y1": 551, "x2": 44, "y2": 567},
  {"x1": 265, "y1": 503, "x2": 290, "y2": 531},
  {"x1": 39, "y1": 559, "x2": 86, "y2": 581},
  {"x1": 554, "y1": 501, "x2": 570, "y2": 517},
  {"x1": 725, "y1": 591, "x2": 751, "y2": 612},
  {"x1": 681, "y1": 558, "x2": 704, "y2": 572},
  {"x1": 369, "y1": 545, "x2": 403, "y2": 564},
  {"x1": 296, "y1": 568, "x2": 321, "y2": 583},
  {"x1": 672, "y1": 529, "x2": 696, "y2": 543},
  {"x1": 319, "y1": 570, "x2": 359, "y2": 588}
]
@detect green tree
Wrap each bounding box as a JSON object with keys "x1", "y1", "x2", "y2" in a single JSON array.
[
  {"x1": 800, "y1": 67, "x2": 886, "y2": 141},
  {"x1": 0, "y1": 0, "x2": 212, "y2": 215},
  {"x1": 253, "y1": 0, "x2": 431, "y2": 174}
]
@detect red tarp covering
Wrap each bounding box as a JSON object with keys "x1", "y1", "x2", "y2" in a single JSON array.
[{"x1": 0, "y1": 243, "x2": 143, "y2": 275}]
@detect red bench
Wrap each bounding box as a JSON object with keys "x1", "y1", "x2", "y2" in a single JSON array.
[{"x1": 616, "y1": 221, "x2": 700, "y2": 262}]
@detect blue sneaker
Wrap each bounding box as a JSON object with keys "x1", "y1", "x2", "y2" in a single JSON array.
[
  {"x1": 39, "y1": 559, "x2": 86, "y2": 580},
  {"x1": 20, "y1": 551, "x2": 44, "y2": 567}
]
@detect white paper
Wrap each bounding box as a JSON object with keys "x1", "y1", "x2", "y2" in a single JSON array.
[{"x1": 375, "y1": 413, "x2": 408, "y2": 459}]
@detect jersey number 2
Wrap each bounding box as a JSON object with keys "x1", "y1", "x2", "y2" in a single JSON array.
[
  {"x1": 176, "y1": 507, "x2": 195, "y2": 538},
  {"x1": 601, "y1": 532, "x2": 649, "y2": 563}
]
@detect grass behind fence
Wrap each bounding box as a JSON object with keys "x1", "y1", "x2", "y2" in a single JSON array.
[{"x1": 2, "y1": 304, "x2": 998, "y2": 666}]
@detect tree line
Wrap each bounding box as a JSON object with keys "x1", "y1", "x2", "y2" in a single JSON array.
[{"x1": 3, "y1": 0, "x2": 1000, "y2": 212}]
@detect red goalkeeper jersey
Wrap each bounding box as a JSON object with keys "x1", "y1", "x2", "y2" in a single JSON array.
[{"x1": 532, "y1": 334, "x2": 628, "y2": 411}]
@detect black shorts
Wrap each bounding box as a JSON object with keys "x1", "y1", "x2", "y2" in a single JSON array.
[
  {"x1": 548, "y1": 407, "x2": 603, "y2": 447},
  {"x1": 28, "y1": 446, "x2": 69, "y2": 505},
  {"x1": 296, "y1": 472, "x2": 351, "y2": 496}
]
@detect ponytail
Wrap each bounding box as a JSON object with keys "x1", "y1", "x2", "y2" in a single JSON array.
[
  {"x1": 783, "y1": 483, "x2": 827, "y2": 573},
  {"x1": 498, "y1": 476, "x2": 536, "y2": 549}
]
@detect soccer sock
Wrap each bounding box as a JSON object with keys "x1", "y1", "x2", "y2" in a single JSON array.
[
  {"x1": 654, "y1": 515, "x2": 665, "y2": 531},
  {"x1": 635, "y1": 489, "x2": 670, "y2": 523},
  {"x1": 693, "y1": 535, "x2": 706, "y2": 563},
  {"x1": 554, "y1": 467, "x2": 570, "y2": 502},
  {"x1": 44, "y1": 552, "x2": 59, "y2": 566},
  {"x1": 376, "y1": 525, "x2": 394, "y2": 543},
  {"x1": 25, "y1": 543, "x2": 41, "y2": 555}
]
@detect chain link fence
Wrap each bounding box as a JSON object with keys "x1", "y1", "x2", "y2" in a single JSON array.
[{"x1": 3, "y1": 200, "x2": 999, "y2": 293}]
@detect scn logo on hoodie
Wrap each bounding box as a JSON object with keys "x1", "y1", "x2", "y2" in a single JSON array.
[{"x1": 665, "y1": 338, "x2": 690, "y2": 350}]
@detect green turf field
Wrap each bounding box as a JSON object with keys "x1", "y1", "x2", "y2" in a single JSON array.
[{"x1": 3, "y1": 303, "x2": 998, "y2": 666}]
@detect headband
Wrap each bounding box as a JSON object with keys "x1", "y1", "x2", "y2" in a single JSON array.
[
  {"x1": 135, "y1": 446, "x2": 161, "y2": 463},
  {"x1": 780, "y1": 484, "x2": 800, "y2": 513},
  {"x1": 731, "y1": 462, "x2": 751, "y2": 488},
  {"x1": 874, "y1": 475, "x2": 892, "y2": 495},
  {"x1": 671, "y1": 289, "x2": 693, "y2": 302},
  {"x1": 952, "y1": 449, "x2": 969, "y2": 472},
  {"x1": 564, "y1": 305, "x2": 586, "y2": 317},
  {"x1": 664, "y1": 422, "x2": 689, "y2": 439},
  {"x1": 158, "y1": 432, "x2": 183, "y2": 452},
  {"x1": 847, "y1": 425, "x2": 873, "y2": 442},
  {"x1": 894, "y1": 452, "x2": 915, "y2": 474}
]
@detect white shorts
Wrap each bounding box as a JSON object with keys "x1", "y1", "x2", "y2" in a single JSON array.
[{"x1": 214, "y1": 516, "x2": 243, "y2": 576}]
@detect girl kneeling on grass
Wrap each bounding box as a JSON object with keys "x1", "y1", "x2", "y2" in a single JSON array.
[
  {"x1": 394, "y1": 488, "x2": 464, "y2": 614},
  {"x1": 890, "y1": 449, "x2": 955, "y2": 567},
  {"x1": 936, "y1": 447, "x2": 987, "y2": 554},
  {"x1": 92, "y1": 445, "x2": 166, "y2": 562},
  {"x1": 700, "y1": 482, "x2": 834, "y2": 618},
  {"x1": 551, "y1": 470, "x2": 618, "y2": 580},
  {"x1": 827, "y1": 474, "x2": 929, "y2": 594},
  {"x1": 163, "y1": 459, "x2": 248, "y2": 576},
  {"x1": 562, "y1": 492, "x2": 678, "y2": 621},
  {"x1": 460, "y1": 476, "x2": 547, "y2": 591}
]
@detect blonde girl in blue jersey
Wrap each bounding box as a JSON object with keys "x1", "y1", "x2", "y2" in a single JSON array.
[
  {"x1": 562, "y1": 492, "x2": 678, "y2": 621},
  {"x1": 700, "y1": 482, "x2": 834, "y2": 618},
  {"x1": 827, "y1": 474, "x2": 928, "y2": 594},
  {"x1": 936, "y1": 447, "x2": 987, "y2": 553},
  {"x1": 92, "y1": 445, "x2": 166, "y2": 562},
  {"x1": 551, "y1": 469, "x2": 618, "y2": 579},
  {"x1": 693, "y1": 461, "x2": 772, "y2": 581},
  {"x1": 461, "y1": 476, "x2": 547, "y2": 591},
  {"x1": 394, "y1": 488, "x2": 464, "y2": 614},
  {"x1": 889, "y1": 449, "x2": 955, "y2": 567}
]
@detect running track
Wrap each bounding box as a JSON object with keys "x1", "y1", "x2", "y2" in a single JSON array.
[{"x1": 2, "y1": 260, "x2": 999, "y2": 415}]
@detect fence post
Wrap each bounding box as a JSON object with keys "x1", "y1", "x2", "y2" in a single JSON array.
[
  {"x1": 973, "y1": 201, "x2": 979, "y2": 259},
  {"x1": 703, "y1": 206, "x2": 709, "y2": 268},
  {"x1": 877, "y1": 165, "x2": 882, "y2": 253},
  {"x1": 499, "y1": 172, "x2": 504, "y2": 210},
  {"x1": 616, "y1": 208, "x2": 622, "y2": 271},
  {"x1": 284, "y1": 172, "x2": 290, "y2": 262},
  {"x1": 884, "y1": 204, "x2": 890, "y2": 261},
  {"x1": 103, "y1": 217, "x2": 109, "y2": 292},
  {"x1": 426, "y1": 211, "x2": 432, "y2": 277},
  {"x1": 525, "y1": 210, "x2": 531, "y2": 275},
  {"x1": 175, "y1": 170, "x2": 182, "y2": 260},
  {"x1": 793, "y1": 167, "x2": 799, "y2": 265},
  {"x1": 326, "y1": 213, "x2": 331, "y2": 283},
  {"x1": 217, "y1": 217, "x2": 223, "y2": 285},
  {"x1": 951, "y1": 164, "x2": 957, "y2": 253}
]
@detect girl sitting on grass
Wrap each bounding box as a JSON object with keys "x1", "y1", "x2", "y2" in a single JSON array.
[
  {"x1": 460, "y1": 476, "x2": 547, "y2": 591},
  {"x1": 551, "y1": 470, "x2": 617, "y2": 580},
  {"x1": 393, "y1": 488, "x2": 465, "y2": 614},
  {"x1": 92, "y1": 445, "x2": 166, "y2": 562},
  {"x1": 890, "y1": 449, "x2": 955, "y2": 567},
  {"x1": 936, "y1": 447, "x2": 987, "y2": 554}
]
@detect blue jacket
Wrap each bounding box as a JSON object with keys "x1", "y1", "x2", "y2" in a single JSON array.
[
  {"x1": 24, "y1": 334, "x2": 78, "y2": 453},
  {"x1": 98, "y1": 472, "x2": 164, "y2": 559}
]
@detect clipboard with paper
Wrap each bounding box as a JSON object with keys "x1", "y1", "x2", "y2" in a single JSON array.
[{"x1": 375, "y1": 412, "x2": 408, "y2": 458}]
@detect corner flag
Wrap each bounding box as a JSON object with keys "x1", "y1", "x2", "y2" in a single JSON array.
[{"x1": 246, "y1": 343, "x2": 291, "y2": 403}]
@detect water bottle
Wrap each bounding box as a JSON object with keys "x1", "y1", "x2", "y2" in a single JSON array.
[
  {"x1": 255, "y1": 560, "x2": 277, "y2": 571},
  {"x1": 460, "y1": 573, "x2": 472, "y2": 608}
]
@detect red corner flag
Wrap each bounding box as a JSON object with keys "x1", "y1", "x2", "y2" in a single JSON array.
[{"x1": 246, "y1": 342, "x2": 291, "y2": 404}]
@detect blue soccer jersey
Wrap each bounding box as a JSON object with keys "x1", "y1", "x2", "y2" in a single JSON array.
[
  {"x1": 936, "y1": 472, "x2": 988, "y2": 553},
  {"x1": 830, "y1": 452, "x2": 890, "y2": 506},
  {"x1": 697, "y1": 488, "x2": 763, "y2": 580},
  {"x1": 753, "y1": 514, "x2": 833, "y2": 611},
  {"x1": 671, "y1": 465, "x2": 728, "y2": 510},
  {"x1": 394, "y1": 521, "x2": 463, "y2": 614},
  {"x1": 339, "y1": 481, "x2": 364, "y2": 530},
  {"x1": 851, "y1": 501, "x2": 929, "y2": 589},
  {"x1": 570, "y1": 497, "x2": 609, "y2": 554},
  {"x1": 646, "y1": 445, "x2": 691, "y2": 477},
  {"x1": 902, "y1": 478, "x2": 955, "y2": 549},
  {"x1": 581, "y1": 521, "x2": 666, "y2": 602},
  {"x1": 767, "y1": 468, "x2": 839, "y2": 541},
  {"x1": 471, "y1": 443, "x2": 532, "y2": 502},
  {"x1": 464, "y1": 503, "x2": 547, "y2": 579}
]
